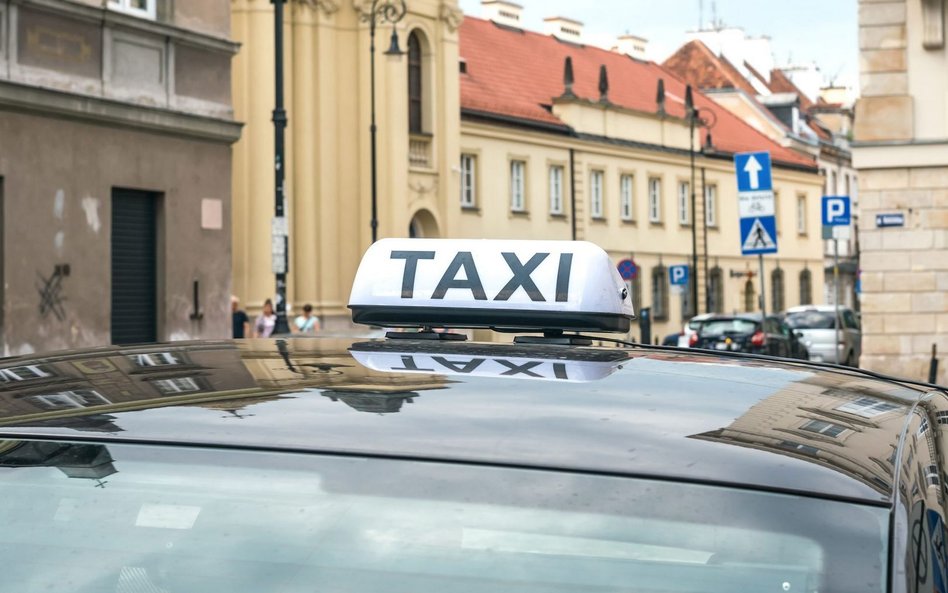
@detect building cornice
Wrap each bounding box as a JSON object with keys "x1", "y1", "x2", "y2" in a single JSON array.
[
  {"x1": 0, "y1": 80, "x2": 243, "y2": 144},
  {"x1": 20, "y1": 0, "x2": 240, "y2": 53}
]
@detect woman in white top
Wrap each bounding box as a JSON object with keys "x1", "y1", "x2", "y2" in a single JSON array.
[{"x1": 253, "y1": 299, "x2": 278, "y2": 338}]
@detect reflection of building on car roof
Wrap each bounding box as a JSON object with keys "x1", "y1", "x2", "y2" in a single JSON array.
[{"x1": 0, "y1": 239, "x2": 943, "y2": 593}]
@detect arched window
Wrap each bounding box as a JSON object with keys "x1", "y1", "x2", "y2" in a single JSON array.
[
  {"x1": 743, "y1": 279, "x2": 756, "y2": 312},
  {"x1": 709, "y1": 266, "x2": 724, "y2": 313},
  {"x1": 651, "y1": 265, "x2": 669, "y2": 321},
  {"x1": 771, "y1": 267, "x2": 785, "y2": 313},
  {"x1": 408, "y1": 31, "x2": 423, "y2": 134},
  {"x1": 799, "y1": 269, "x2": 813, "y2": 305}
]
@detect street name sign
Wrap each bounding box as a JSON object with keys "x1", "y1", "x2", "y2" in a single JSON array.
[
  {"x1": 876, "y1": 213, "x2": 905, "y2": 228},
  {"x1": 734, "y1": 151, "x2": 777, "y2": 255}
]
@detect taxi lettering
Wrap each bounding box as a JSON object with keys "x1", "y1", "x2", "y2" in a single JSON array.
[
  {"x1": 391, "y1": 251, "x2": 573, "y2": 302},
  {"x1": 393, "y1": 355, "x2": 569, "y2": 380}
]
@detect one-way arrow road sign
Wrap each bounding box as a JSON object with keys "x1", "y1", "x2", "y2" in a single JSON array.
[{"x1": 735, "y1": 152, "x2": 773, "y2": 192}]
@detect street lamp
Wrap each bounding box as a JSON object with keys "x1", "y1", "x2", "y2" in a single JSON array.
[
  {"x1": 685, "y1": 85, "x2": 698, "y2": 316},
  {"x1": 364, "y1": 0, "x2": 407, "y2": 243},
  {"x1": 271, "y1": 0, "x2": 290, "y2": 335}
]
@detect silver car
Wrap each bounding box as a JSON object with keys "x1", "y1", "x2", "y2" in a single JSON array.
[{"x1": 784, "y1": 305, "x2": 861, "y2": 366}]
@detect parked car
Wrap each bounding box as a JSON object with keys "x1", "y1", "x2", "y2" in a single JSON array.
[
  {"x1": 690, "y1": 313, "x2": 808, "y2": 359},
  {"x1": 784, "y1": 305, "x2": 861, "y2": 366},
  {"x1": 677, "y1": 313, "x2": 714, "y2": 347}
]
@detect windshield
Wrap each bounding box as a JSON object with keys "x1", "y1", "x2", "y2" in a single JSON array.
[
  {"x1": 0, "y1": 440, "x2": 887, "y2": 593},
  {"x1": 699, "y1": 319, "x2": 758, "y2": 337},
  {"x1": 786, "y1": 311, "x2": 837, "y2": 330}
]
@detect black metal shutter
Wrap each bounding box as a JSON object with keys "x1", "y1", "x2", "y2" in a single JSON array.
[{"x1": 111, "y1": 189, "x2": 157, "y2": 345}]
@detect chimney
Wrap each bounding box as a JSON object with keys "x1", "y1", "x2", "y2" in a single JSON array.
[
  {"x1": 613, "y1": 34, "x2": 649, "y2": 60},
  {"x1": 543, "y1": 16, "x2": 584, "y2": 43},
  {"x1": 481, "y1": 0, "x2": 524, "y2": 28}
]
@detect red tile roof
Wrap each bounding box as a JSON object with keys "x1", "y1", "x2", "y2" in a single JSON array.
[
  {"x1": 459, "y1": 17, "x2": 815, "y2": 169},
  {"x1": 768, "y1": 68, "x2": 814, "y2": 111},
  {"x1": 662, "y1": 40, "x2": 758, "y2": 96}
]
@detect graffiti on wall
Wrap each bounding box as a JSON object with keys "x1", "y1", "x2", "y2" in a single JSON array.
[{"x1": 37, "y1": 264, "x2": 70, "y2": 321}]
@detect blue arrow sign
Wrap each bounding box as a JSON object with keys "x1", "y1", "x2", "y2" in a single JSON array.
[
  {"x1": 669, "y1": 265, "x2": 689, "y2": 286},
  {"x1": 734, "y1": 152, "x2": 773, "y2": 192},
  {"x1": 740, "y1": 216, "x2": 778, "y2": 255},
  {"x1": 821, "y1": 195, "x2": 851, "y2": 226}
]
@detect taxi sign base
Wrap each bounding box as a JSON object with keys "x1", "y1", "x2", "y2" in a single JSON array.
[
  {"x1": 385, "y1": 330, "x2": 468, "y2": 341},
  {"x1": 514, "y1": 335, "x2": 593, "y2": 346}
]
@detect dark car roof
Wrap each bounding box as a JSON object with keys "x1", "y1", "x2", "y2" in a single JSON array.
[{"x1": 0, "y1": 338, "x2": 928, "y2": 505}]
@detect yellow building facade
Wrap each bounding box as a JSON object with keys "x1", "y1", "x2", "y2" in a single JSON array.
[{"x1": 231, "y1": 0, "x2": 825, "y2": 341}]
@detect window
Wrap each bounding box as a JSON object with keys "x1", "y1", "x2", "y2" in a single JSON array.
[
  {"x1": 510, "y1": 160, "x2": 526, "y2": 212},
  {"x1": 799, "y1": 269, "x2": 813, "y2": 305},
  {"x1": 29, "y1": 390, "x2": 111, "y2": 410},
  {"x1": 590, "y1": 170, "x2": 604, "y2": 219},
  {"x1": 648, "y1": 177, "x2": 662, "y2": 222},
  {"x1": 779, "y1": 441, "x2": 820, "y2": 456},
  {"x1": 460, "y1": 154, "x2": 476, "y2": 208},
  {"x1": 709, "y1": 266, "x2": 724, "y2": 313},
  {"x1": 828, "y1": 171, "x2": 837, "y2": 195},
  {"x1": 836, "y1": 397, "x2": 902, "y2": 418},
  {"x1": 651, "y1": 265, "x2": 668, "y2": 320},
  {"x1": 677, "y1": 182, "x2": 690, "y2": 225},
  {"x1": 771, "y1": 267, "x2": 785, "y2": 313},
  {"x1": 743, "y1": 278, "x2": 756, "y2": 312},
  {"x1": 128, "y1": 352, "x2": 182, "y2": 367},
  {"x1": 704, "y1": 185, "x2": 717, "y2": 227},
  {"x1": 408, "y1": 32, "x2": 424, "y2": 134},
  {"x1": 152, "y1": 377, "x2": 202, "y2": 395},
  {"x1": 0, "y1": 365, "x2": 52, "y2": 382},
  {"x1": 796, "y1": 194, "x2": 807, "y2": 235},
  {"x1": 549, "y1": 166, "x2": 564, "y2": 215},
  {"x1": 620, "y1": 174, "x2": 634, "y2": 221},
  {"x1": 107, "y1": 0, "x2": 156, "y2": 19},
  {"x1": 801, "y1": 419, "x2": 847, "y2": 438}
]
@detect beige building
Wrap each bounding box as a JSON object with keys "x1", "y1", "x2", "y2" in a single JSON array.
[
  {"x1": 231, "y1": 0, "x2": 826, "y2": 341},
  {"x1": 0, "y1": 0, "x2": 241, "y2": 353},
  {"x1": 854, "y1": 0, "x2": 948, "y2": 384}
]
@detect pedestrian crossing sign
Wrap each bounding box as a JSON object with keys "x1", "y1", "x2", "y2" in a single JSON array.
[{"x1": 740, "y1": 216, "x2": 778, "y2": 255}]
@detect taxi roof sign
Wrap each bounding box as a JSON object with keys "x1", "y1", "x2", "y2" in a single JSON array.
[{"x1": 349, "y1": 239, "x2": 634, "y2": 333}]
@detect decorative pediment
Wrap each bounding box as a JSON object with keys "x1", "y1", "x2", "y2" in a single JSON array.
[{"x1": 298, "y1": 0, "x2": 341, "y2": 15}]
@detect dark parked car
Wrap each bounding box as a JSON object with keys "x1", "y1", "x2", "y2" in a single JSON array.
[
  {"x1": 690, "y1": 313, "x2": 808, "y2": 359},
  {"x1": 0, "y1": 239, "x2": 940, "y2": 593}
]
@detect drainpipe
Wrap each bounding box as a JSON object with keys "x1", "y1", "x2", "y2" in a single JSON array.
[{"x1": 570, "y1": 148, "x2": 577, "y2": 240}]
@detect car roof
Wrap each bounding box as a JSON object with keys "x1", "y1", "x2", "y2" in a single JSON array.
[
  {"x1": 0, "y1": 338, "x2": 926, "y2": 505},
  {"x1": 786, "y1": 305, "x2": 851, "y2": 313}
]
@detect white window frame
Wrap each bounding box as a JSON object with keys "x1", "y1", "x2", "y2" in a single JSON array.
[
  {"x1": 0, "y1": 365, "x2": 52, "y2": 382},
  {"x1": 510, "y1": 160, "x2": 526, "y2": 212},
  {"x1": 648, "y1": 177, "x2": 662, "y2": 223},
  {"x1": 129, "y1": 352, "x2": 181, "y2": 367},
  {"x1": 152, "y1": 377, "x2": 202, "y2": 395},
  {"x1": 107, "y1": 0, "x2": 157, "y2": 19},
  {"x1": 797, "y1": 193, "x2": 807, "y2": 235},
  {"x1": 590, "y1": 170, "x2": 604, "y2": 219},
  {"x1": 677, "y1": 181, "x2": 690, "y2": 225},
  {"x1": 30, "y1": 389, "x2": 112, "y2": 410},
  {"x1": 549, "y1": 165, "x2": 564, "y2": 215},
  {"x1": 705, "y1": 184, "x2": 717, "y2": 227},
  {"x1": 460, "y1": 154, "x2": 476, "y2": 208},
  {"x1": 620, "y1": 174, "x2": 634, "y2": 221},
  {"x1": 836, "y1": 397, "x2": 902, "y2": 418}
]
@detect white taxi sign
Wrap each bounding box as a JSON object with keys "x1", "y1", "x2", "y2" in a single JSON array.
[
  {"x1": 350, "y1": 344, "x2": 629, "y2": 383},
  {"x1": 349, "y1": 239, "x2": 634, "y2": 333}
]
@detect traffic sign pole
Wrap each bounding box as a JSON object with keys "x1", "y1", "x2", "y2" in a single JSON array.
[{"x1": 758, "y1": 254, "x2": 766, "y2": 318}]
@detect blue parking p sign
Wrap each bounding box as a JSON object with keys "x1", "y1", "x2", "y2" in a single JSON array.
[
  {"x1": 669, "y1": 265, "x2": 689, "y2": 286},
  {"x1": 822, "y1": 196, "x2": 851, "y2": 226}
]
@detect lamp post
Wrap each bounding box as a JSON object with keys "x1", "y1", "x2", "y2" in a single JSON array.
[
  {"x1": 365, "y1": 0, "x2": 407, "y2": 243},
  {"x1": 271, "y1": 0, "x2": 290, "y2": 335},
  {"x1": 685, "y1": 86, "x2": 698, "y2": 316}
]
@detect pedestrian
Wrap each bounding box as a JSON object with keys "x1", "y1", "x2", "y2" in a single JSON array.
[
  {"x1": 232, "y1": 296, "x2": 250, "y2": 339},
  {"x1": 293, "y1": 303, "x2": 320, "y2": 334},
  {"x1": 253, "y1": 299, "x2": 278, "y2": 338}
]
